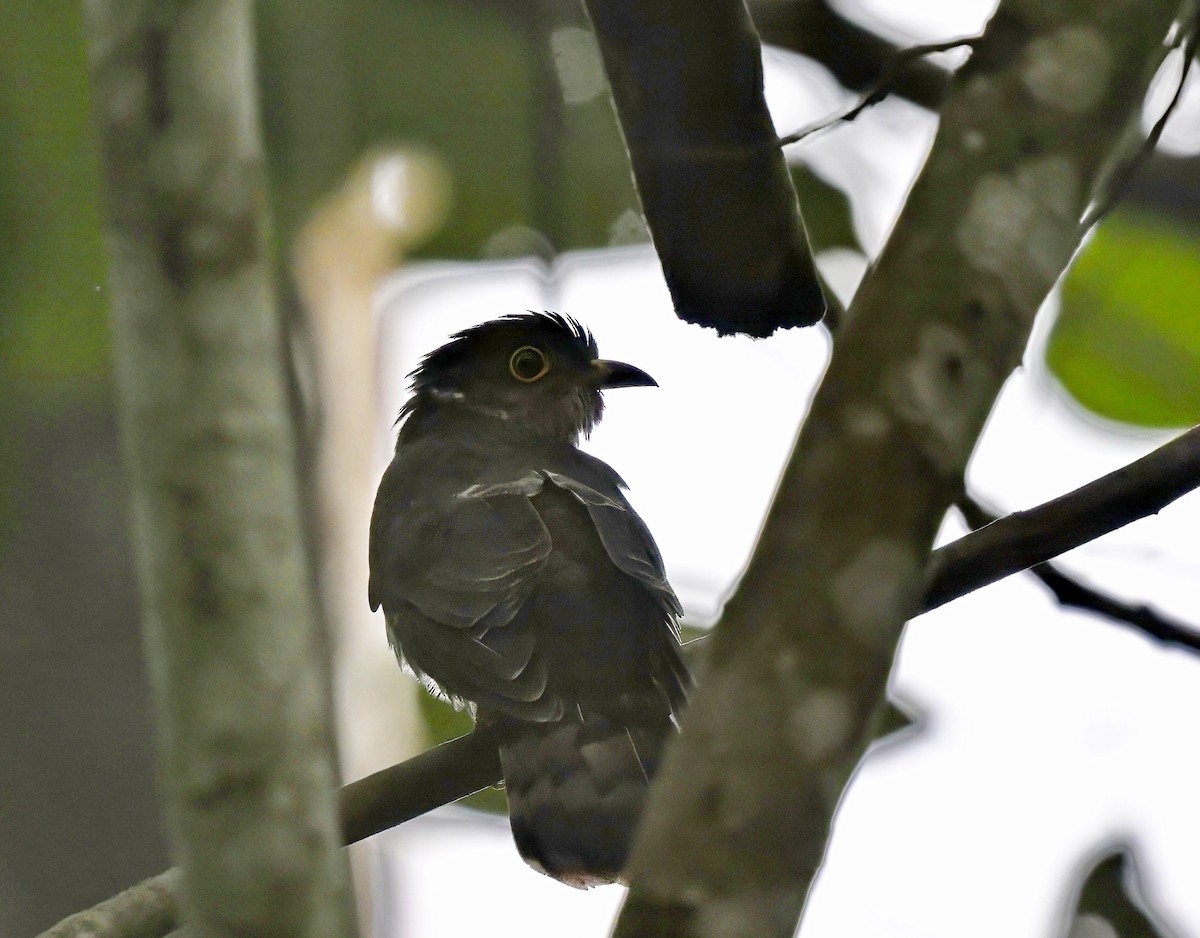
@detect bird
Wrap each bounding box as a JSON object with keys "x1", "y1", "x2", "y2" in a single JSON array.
[{"x1": 368, "y1": 312, "x2": 690, "y2": 887}]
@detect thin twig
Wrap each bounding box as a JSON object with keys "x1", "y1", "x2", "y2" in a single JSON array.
[
  {"x1": 749, "y1": 0, "x2": 953, "y2": 111},
  {"x1": 1082, "y1": 12, "x2": 1200, "y2": 229},
  {"x1": 778, "y1": 36, "x2": 980, "y2": 148}
]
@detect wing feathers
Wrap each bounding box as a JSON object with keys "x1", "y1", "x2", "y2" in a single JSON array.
[
  {"x1": 544, "y1": 471, "x2": 682, "y2": 617},
  {"x1": 373, "y1": 458, "x2": 686, "y2": 720}
]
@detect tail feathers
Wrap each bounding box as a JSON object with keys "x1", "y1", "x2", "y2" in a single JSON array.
[{"x1": 495, "y1": 715, "x2": 670, "y2": 888}]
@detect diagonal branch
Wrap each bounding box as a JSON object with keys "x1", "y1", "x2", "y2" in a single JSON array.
[
  {"x1": 34, "y1": 871, "x2": 181, "y2": 938},
  {"x1": 613, "y1": 2, "x2": 1192, "y2": 935},
  {"x1": 1025, "y1": 563, "x2": 1200, "y2": 653},
  {"x1": 752, "y1": 0, "x2": 1200, "y2": 230},
  {"x1": 925, "y1": 425, "x2": 1200, "y2": 611},
  {"x1": 1081, "y1": 9, "x2": 1199, "y2": 230},
  {"x1": 340, "y1": 731, "x2": 502, "y2": 845},
  {"x1": 748, "y1": 0, "x2": 953, "y2": 110},
  {"x1": 778, "y1": 35, "x2": 979, "y2": 148}
]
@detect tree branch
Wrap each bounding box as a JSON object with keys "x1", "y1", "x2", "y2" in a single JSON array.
[
  {"x1": 35, "y1": 871, "x2": 181, "y2": 938},
  {"x1": 582, "y1": 0, "x2": 826, "y2": 335},
  {"x1": 777, "y1": 35, "x2": 979, "y2": 148},
  {"x1": 752, "y1": 0, "x2": 1200, "y2": 230},
  {"x1": 953, "y1": 491, "x2": 1200, "y2": 653},
  {"x1": 340, "y1": 731, "x2": 503, "y2": 845},
  {"x1": 1082, "y1": 10, "x2": 1199, "y2": 229},
  {"x1": 748, "y1": 0, "x2": 953, "y2": 110},
  {"x1": 926, "y1": 425, "x2": 1200, "y2": 612},
  {"x1": 1030, "y1": 563, "x2": 1200, "y2": 653}
]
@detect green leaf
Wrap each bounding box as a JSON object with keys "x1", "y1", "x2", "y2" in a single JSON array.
[
  {"x1": 1048, "y1": 210, "x2": 1200, "y2": 428},
  {"x1": 788, "y1": 163, "x2": 859, "y2": 254},
  {"x1": 1071, "y1": 850, "x2": 1169, "y2": 938},
  {"x1": 0, "y1": 1, "x2": 109, "y2": 394}
]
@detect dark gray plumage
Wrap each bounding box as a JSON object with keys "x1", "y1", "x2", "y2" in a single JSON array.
[{"x1": 369, "y1": 313, "x2": 690, "y2": 886}]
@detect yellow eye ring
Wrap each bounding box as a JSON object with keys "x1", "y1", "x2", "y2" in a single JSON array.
[{"x1": 509, "y1": 345, "x2": 551, "y2": 383}]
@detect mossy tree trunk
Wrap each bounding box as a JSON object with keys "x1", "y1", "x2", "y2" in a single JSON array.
[{"x1": 83, "y1": 1, "x2": 356, "y2": 935}]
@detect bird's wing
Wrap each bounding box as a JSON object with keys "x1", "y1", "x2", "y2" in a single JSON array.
[
  {"x1": 544, "y1": 470, "x2": 683, "y2": 621},
  {"x1": 370, "y1": 463, "x2": 560, "y2": 717},
  {"x1": 543, "y1": 468, "x2": 690, "y2": 714},
  {"x1": 370, "y1": 466, "x2": 551, "y2": 628}
]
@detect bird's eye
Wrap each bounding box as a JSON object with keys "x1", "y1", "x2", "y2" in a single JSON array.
[{"x1": 509, "y1": 345, "x2": 551, "y2": 383}]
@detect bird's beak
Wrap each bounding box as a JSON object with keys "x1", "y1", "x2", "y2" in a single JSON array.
[{"x1": 591, "y1": 359, "x2": 658, "y2": 389}]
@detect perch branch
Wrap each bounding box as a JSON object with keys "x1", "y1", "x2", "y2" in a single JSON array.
[{"x1": 340, "y1": 731, "x2": 503, "y2": 845}]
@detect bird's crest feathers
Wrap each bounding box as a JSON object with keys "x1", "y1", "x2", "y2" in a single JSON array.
[
  {"x1": 396, "y1": 312, "x2": 598, "y2": 430},
  {"x1": 408, "y1": 311, "x2": 596, "y2": 390}
]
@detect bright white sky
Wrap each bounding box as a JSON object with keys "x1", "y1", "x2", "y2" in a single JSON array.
[{"x1": 361, "y1": 8, "x2": 1200, "y2": 936}]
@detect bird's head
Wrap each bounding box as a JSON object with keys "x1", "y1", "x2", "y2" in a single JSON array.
[{"x1": 401, "y1": 312, "x2": 657, "y2": 442}]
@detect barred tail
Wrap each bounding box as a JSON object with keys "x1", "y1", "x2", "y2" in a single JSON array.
[{"x1": 493, "y1": 713, "x2": 671, "y2": 888}]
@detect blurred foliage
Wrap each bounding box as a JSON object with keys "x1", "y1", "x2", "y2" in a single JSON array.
[
  {"x1": 0, "y1": 0, "x2": 646, "y2": 410},
  {"x1": 0, "y1": 1, "x2": 109, "y2": 554},
  {"x1": 789, "y1": 163, "x2": 858, "y2": 254},
  {"x1": 1067, "y1": 850, "x2": 1172, "y2": 938},
  {"x1": 256, "y1": 0, "x2": 641, "y2": 260},
  {"x1": 1049, "y1": 209, "x2": 1200, "y2": 428},
  {"x1": 0, "y1": 2, "x2": 108, "y2": 399}
]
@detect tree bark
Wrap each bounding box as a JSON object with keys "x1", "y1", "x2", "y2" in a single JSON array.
[
  {"x1": 35, "y1": 871, "x2": 181, "y2": 938},
  {"x1": 83, "y1": 2, "x2": 356, "y2": 936},
  {"x1": 613, "y1": 1, "x2": 1192, "y2": 935}
]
